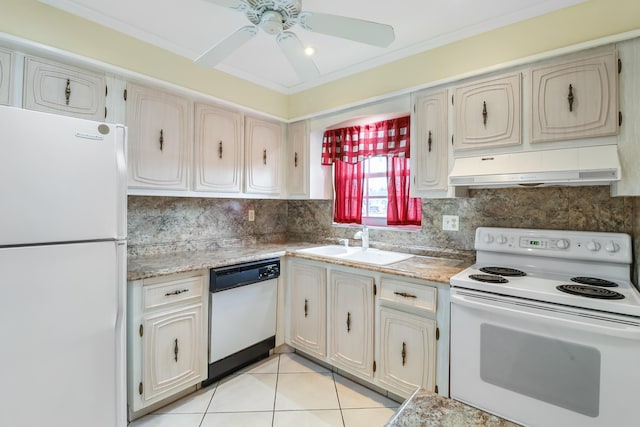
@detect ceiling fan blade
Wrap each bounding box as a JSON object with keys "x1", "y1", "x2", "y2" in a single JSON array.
[
  {"x1": 298, "y1": 12, "x2": 395, "y2": 48},
  {"x1": 201, "y1": 0, "x2": 248, "y2": 11},
  {"x1": 195, "y1": 26, "x2": 257, "y2": 67},
  {"x1": 276, "y1": 32, "x2": 320, "y2": 81}
]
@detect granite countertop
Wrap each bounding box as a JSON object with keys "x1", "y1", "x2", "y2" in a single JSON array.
[
  {"x1": 387, "y1": 389, "x2": 521, "y2": 427},
  {"x1": 127, "y1": 242, "x2": 472, "y2": 283}
]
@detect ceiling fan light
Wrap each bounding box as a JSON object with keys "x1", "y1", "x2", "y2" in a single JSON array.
[
  {"x1": 259, "y1": 10, "x2": 284, "y2": 35},
  {"x1": 304, "y1": 46, "x2": 315, "y2": 56}
]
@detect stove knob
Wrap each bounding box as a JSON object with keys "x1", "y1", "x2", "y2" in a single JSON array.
[
  {"x1": 586, "y1": 240, "x2": 601, "y2": 252},
  {"x1": 556, "y1": 239, "x2": 569, "y2": 249},
  {"x1": 484, "y1": 234, "x2": 494, "y2": 244},
  {"x1": 605, "y1": 241, "x2": 620, "y2": 253},
  {"x1": 496, "y1": 235, "x2": 508, "y2": 245}
]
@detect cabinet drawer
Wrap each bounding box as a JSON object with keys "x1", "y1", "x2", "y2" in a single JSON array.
[
  {"x1": 143, "y1": 276, "x2": 204, "y2": 311},
  {"x1": 380, "y1": 279, "x2": 437, "y2": 313}
]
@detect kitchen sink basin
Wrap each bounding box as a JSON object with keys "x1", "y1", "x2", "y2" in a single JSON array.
[
  {"x1": 296, "y1": 245, "x2": 359, "y2": 257},
  {"x1": 340, "y1": 249, "x2": 413, "y2": 265},
  {"x1": 296, "y1": 246, "x2": 413, "y2": 266}
]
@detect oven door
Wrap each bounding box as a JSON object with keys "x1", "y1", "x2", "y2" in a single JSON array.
[{"x1": 450, "y1": 288, "x2": 640, "y2": 427}]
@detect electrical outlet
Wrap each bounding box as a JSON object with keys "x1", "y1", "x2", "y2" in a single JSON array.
[
  {"x1": 248, "y1": 210, "x2": 255, "y2": 222},
  {"x1": 443, "y1": 215, "x2": 459, "y2": 231}
]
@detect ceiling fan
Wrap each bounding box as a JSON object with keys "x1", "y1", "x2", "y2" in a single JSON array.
[{"x1": 197, "y1": 0, "x2": 395, "y2": 81}]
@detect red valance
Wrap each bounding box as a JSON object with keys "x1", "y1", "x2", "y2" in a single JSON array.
[{"x1": 321, "y1": 115, "x2": 410, "y2": 165}]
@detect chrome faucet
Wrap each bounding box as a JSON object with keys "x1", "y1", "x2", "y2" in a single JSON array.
[{"x1": 354, "y1": 225, "x2": 369, "y2": 251}]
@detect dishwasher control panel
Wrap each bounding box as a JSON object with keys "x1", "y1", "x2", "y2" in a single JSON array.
[{"x1": 210, "y1": 258, "x2": 280, "y2": 292}]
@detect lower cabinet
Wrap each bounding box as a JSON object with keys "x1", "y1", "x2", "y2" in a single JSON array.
[
  {"x1": 127, "y1": 271, "x2": 208, "y2": 419},
  {"x1": 286, "y1": 258, "x2": 447, "y2": 398},
  {"x1": 289, "y1": 261, "x2": 327, "y2": 358},
  {"x1": 328, "y1": 270, "x2": 375, "y2": 380},
  {"x1": 378, "y1": 307, "x2": 436, "y2": 397}
]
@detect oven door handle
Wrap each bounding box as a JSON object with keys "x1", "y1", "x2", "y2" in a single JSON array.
[{"x1": 451, "y1": 291, "x2": 640, "y2": 340}]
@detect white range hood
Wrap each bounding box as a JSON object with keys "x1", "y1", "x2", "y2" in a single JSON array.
[{"x1": 449, "y1": 145, "x2": 621, "y2": 188}]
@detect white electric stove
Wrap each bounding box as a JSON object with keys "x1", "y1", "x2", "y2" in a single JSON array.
[{"x1": 449, "y1": 227, "x2": 640, "y2": 427}]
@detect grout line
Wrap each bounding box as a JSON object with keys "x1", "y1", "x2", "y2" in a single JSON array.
[
  {"x1": 271, "y1": 354, "x2": 281, "y2": 427},
  {"x1": 331, "y1": 371, "x2": 347, "y2": 427}
]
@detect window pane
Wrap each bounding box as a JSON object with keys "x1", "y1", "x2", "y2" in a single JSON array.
[
  {"x1": 368, "y1": 199, "x2": 387, "y2": 217},
  {"x1": 368, "y1": 156, "x2": 387, "y2": 173},
  {"x1": 368, "y1": 177, "x2": 387, "y2": 197}
]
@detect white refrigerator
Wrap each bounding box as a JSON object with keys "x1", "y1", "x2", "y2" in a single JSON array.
[{"x1": 0, "y1": 105, "x2": 127, "y2": 427}]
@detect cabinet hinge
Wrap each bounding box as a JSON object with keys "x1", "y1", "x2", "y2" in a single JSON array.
[
  {"x1": 373, "y1": 361, "x2": 376, "y2": 373},
  {"x1": 374, "y1": 283, "x2": 377, "y2": 296},
  {"x1": 124, "y1": 89, "x2": 128, "y2": 101},
  {"x1": 138, "y1": 382, "x2": 143, "y2": 395},
  {"x1": 434, "y1": 384, "x2": 439, "y2": 394},
  {"x1": 104, "y1": 107, "x2": 108, "y2": 119},
  {"x1": 139, "y1": 324, "x2": 143, "y2": 337},
  {"x1": 619, "y1": 111, "x2": 622, "y2": 127},
  {"x1": 451, "y1": 94, "x2": 454, "y2": 106},
  {"x1": 618, "y1": 58, "x2": 622, "y2": 74},
  {"x1": 436, "y1": 327, "x2": 440, "y2": 341},
  {"x1": 451, "y1": 134, "x2": 454, "y2": 145}
]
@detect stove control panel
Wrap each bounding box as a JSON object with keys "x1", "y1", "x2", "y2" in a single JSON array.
[{"x1": 475, "y1": 227, "x2": 632, "y2": 263}]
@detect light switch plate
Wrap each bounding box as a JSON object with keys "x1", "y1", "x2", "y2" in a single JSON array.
[{"x1": 443, "y1": 215, "x2": 459, "y2": 231}]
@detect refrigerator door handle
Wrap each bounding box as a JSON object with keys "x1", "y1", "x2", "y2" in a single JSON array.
[{"x1": 115, "y1": 125, "x2": 127, "y2": 240}]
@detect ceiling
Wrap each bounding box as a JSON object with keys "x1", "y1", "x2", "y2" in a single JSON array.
[{"x1": 40, "y1": 0, "x2": 585, "y2": 94}]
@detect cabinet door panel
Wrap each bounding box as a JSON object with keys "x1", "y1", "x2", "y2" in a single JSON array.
[
  {"x1": 194, "y1": 103, "x2": 243, "y2": 192},
  {"x1": 0, "y1": 48, "x2": 13, "y2": 105},
  {"x1": 379, "y1": 307, "x2": 436, "y2": 398},
  {"x1": 24, "y1": 56, "x2": 105, "y2": 120},
  {"x1": 126, "y1": 83, "x2": 191, "y2": 190},
  {"x1": 290, "y1": 262, "x2": 326, "y2": 358},
  {"x1": 411, "y1": 90, "x2": 448, "y2": 194},
  {"x1": 245, "y1": 116, "x2": 282, "y2": 194},
  {"x1": 329, "y1": 271, "x2": 374, "y2": 379},
  {"x1": 286, "y1": 120, "x2": 309, "y2": 197},
  {"x1": 142, "y1": 303, "x2": 204, "y2": 404},
  {"x1": 454, "y1": 72, "x2": 521, "y2": 151},
  {"x1": 531, "y1": 52, "x2": 618, "y2": 142}
]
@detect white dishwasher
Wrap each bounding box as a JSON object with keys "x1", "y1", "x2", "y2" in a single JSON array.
[{"x1": 204, "y1": 258, "x2": 280, "y2": 385}]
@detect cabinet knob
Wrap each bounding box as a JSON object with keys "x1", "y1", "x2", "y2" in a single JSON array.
[
  {"x1": 401, "y1": 342, "x2": 407, "y2": 366},
  {"x1": 174, "y1": 338, "x2": 179, "y2": 362},
  {"x1": 159, "y1": 129, "x2": 164, "y2": 151},
  {"x1": 346, "y1": 312, "x2": 351, "y2": 333},
  {"x1": 263, "y1": 149, "x2": 267, "y2": 165},
  {"x1": 427, "y1": 130, "x2": 432, "y2": 153},
  {"x1": 218, "y1": 141, "x2": 223, "y2": 159},
  {"x1": 304, "y1": 299, "x2": 308, "y2": 318},
  {"x1": 294, "y1": 151, "x2": 298, "y2": 167}
]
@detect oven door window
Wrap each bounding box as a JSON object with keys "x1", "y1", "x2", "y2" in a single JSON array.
[{"x1": 480, "y1": 323, "x2": 600, "y2": 417}]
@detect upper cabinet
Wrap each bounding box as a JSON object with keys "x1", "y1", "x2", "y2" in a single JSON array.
[
  {"x1": 410, "y1": 89, "x2": 449, "y2": 196},
  {"x1": 23, "y1": 56, "x2": 106, "y2": 121},
  {"x1": 193, "y1": 103, "x2": 243, "y2": 193},
  {"x1": 126, "y1": 83, "x2": 192, "y2": 191},
  {"x1": 286, "y1": 120, "x2": 310, "y2": 197},
  {"x1": 0, "y1": 47, "x2": 13, "y2": 105},
  {"x1": 453, "y1": 72, "x2": 521, "y2": 151},
  {"x1": 245, "y1": 116, "x2": 284, "y2": 195},
  {"x1": 531, "y1": 51, "x2": 619, "y2": 143}
]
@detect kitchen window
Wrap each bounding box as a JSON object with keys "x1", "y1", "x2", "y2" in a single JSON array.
[{"x1": 322, "y1": 115, "x2": 421, "y2": 228}]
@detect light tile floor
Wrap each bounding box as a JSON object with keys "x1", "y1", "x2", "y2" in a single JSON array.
[{"x1": 129, "y1": 352, "x2": 400, "y2": 427}]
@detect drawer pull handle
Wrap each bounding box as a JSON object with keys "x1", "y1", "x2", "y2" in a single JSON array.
[
  {"x1": 174, "y1": 338, "x2": 179, "y2": 362},
  {"x1": 159, "y1": 129, "x2": 164, "y2": 151},
  {"x1": 568, "y1": 84, "x2": 574, "y2": 112},
  {"x1": 65, "y1": 79, "x2": 71, "y2": 105},
  {"x1": 482, "y1": 101, "x2": 488, "y2": 126},
  {"x1": 346, "y1": 312, "x2": 351, "y2": 333},
  {"x1": 218, "y1": 141, "x2": 223, "y2": 159},
  {"x1": 394, "y1": 291, "x2": 417, "y2": 299},
  {"x1": 165, "y1": 289, "x2": 189, "y2": 296},
  {"x1": 427, "y1": 130, "x2": 432, "y2": 153},
  {"x1": 304, "y1": 299, "x2": 308, "y2": 318},
  {"x1": 401, "y1": 342, "x2": 407, "y2": 366}
]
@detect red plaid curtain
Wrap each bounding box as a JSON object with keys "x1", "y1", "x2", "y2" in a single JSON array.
[
  {"x1": 333, "y1": 160, "x2": 364, "y2": 224},
  {"x1": 321, "y1": 116, "x2": 410, "y2": 165},
  {"x1": 387, "y1": 157, "x2": 422, "y2": 225}
]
